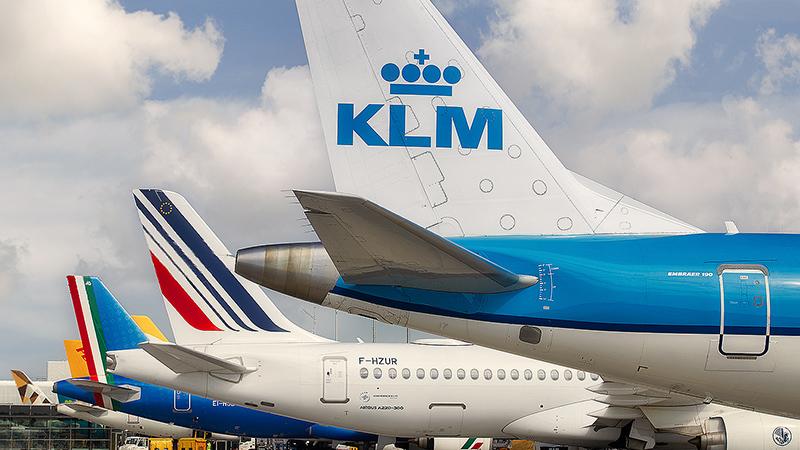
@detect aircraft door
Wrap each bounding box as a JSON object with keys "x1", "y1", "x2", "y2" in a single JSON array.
[
  {"x1": 322, "y1": 357, "x2": 348, "y2": 403},
  {"x1": 427, "y1": 403, "x2": 465, "y2": 436},
  {"x1": 174, "y1": 391, "x2": 192, "y2": 412},
  {"x1": 718, "y1": 265, "x2": 770, "y2": 356}
]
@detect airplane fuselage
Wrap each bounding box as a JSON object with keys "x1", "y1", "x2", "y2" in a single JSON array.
[
  {"x1": 322, "y1": 233, "x2": 800, "y2": 418},
  {"x1": 109, "y1": 341, "x2": 626, "y2": 447}
]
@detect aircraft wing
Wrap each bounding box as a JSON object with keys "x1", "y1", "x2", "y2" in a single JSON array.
[
  {"x1": 140, "y1": 342, "x2": 254, "y2": 375},
  {"x1": 66, "y1": 379, "x2": 140, "y2": 403},
  {"x1": 294, "y1": 190, "x2": 538, "y2": 293}
]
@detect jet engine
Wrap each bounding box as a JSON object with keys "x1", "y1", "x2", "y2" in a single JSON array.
[
  {"x1": 236, "y1": 243, "x2": 339, "y2": 303},
  {"x1": 690, "y1": 414, "x2": 797, "y2": 450}
]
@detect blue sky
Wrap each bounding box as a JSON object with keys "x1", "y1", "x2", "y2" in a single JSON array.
[
  {"x1": 3, "y1": 0, "x2": 800, "y2": 378},
  {"x1": 119, "y1": 0, "x2": 800, "y2": 105}
]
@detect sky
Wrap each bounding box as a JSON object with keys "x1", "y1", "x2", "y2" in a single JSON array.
[{"x1": 2, "y1": 0, "x2": 800, "y2": 379}]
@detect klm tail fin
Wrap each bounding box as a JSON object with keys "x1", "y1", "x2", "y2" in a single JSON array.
[
  {"x1": 66, "y1": 275, "x2": 147, "y2": 392},
  {"x1": 133, "y1": 189, "x2": 323, "y2": 345},
  {"x1": 10, "y1": 370, "x2": 53, "y2": 405},
  {"x1": 296, "y1": 0, "x2": 699, "y2": 236}
]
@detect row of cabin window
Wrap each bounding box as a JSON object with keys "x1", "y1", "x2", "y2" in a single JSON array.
[{"x1": 359, "y1": 367, "x2": 600, "y2": 382}]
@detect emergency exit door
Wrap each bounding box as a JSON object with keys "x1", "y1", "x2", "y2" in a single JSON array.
[
  {"x1": 321, "y1": 357, "x2": 348, "y2": 403},
  {"x1": 718, "y1": 265, "x2": 770, "y2": 356}
]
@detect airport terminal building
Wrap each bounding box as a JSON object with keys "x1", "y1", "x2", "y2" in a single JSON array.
[{"x1": 0, "y1": 361, "x2": 119, "y2": 450}]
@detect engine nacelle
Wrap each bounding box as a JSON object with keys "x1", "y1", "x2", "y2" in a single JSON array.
[
  {"x1": 692, "y1": 412, "x2": 798, "y2": 450},
  {"x1": 236, "y1": 242, "x2": 339, "y2": 303}
]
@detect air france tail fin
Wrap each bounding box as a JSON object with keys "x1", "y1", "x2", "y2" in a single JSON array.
[
  {"x1": 296, "y1": 0, "x2": 699, "y2": 236},
  {"x1": 133, "y1": 189, "x2": 324, "y2": 345},
  {"x1": 10, "y1": 370, "x2": 53, "y2": 405}
]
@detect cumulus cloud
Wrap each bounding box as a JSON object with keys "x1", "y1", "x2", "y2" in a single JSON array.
[
  {"x1": 557, "y1": 97, "x2": 800, "y2": 232},
  {"x1": 756, "y1": 29, "x2": 800, "y2": 95},
  {"x1": 0, "y1": 65, "x2": 337, "y2": 376},
  {"x1": 0, "y1": 0, "x2": 223, "y2": 120},
  {"x1": 478, "y1": 0, "x2": 721, "y2": 115}
]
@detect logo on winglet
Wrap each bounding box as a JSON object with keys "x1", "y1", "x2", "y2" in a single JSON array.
[{"x1": 380, "y1": 49, "x2": 462, "y2": 97}]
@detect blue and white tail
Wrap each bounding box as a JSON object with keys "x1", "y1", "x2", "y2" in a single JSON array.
[
  {"x1": 296, "y1": 0, "x2": 699, "y2": 236},
  {"x1": 134, "y1": 189, "x2": 323, "y2": 345}
]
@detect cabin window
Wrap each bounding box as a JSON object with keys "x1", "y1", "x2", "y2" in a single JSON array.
[
  {"x1": 510, "y1": 369, "x2": 519, "y2": 380},
  {"x1": 388, "y1": 368, "x2": 397, "y2": 379},
  {"x1": 484, "y1": 369, "x2": 493, "y2": 380},
  {"x1": 524, "y1": 369, "x2": 533, "y2": 381},
  {"x1": 430, "y1": 368, "x2": 439, "y2": 380},
  {"x1": 360, "y1": 368, "x2": 368, "y2": 379},
  {"x1": 497, "y1": 369, "x2": 506, "y2": 380},
  {"x1": 443, "y1": 368, "x2": 452, "y2": 380},
  {"x1": 470, "y1": 369, "x2": 479, "y2": 380},
  {"x1": 537, "y1": 369, "x2": 546, "y2": 381},
  {"x1": 402, "y1": 368, "x2": 411, "y2": 379},
  {"x1": 417, "y1": 368, "x2": 425, "y2": 379},
  {"x1": 550, "y1": 370, "x2": 559, "y2": 381},
  {"x1": 457, "y1": 369, "x2": 466, "y2": 380},
  {"x1": 373, "y1": 368, "x2": 382, "y2": 379},
  {"x1": 590, "y1": 373, "x2": 600, "y2": 381},
  {"x1": 564, "y1": 370, "x2": 573, "y2": 381},
  {"x1": 577, "y1": 371, "x2": 586, "y2": 381}
]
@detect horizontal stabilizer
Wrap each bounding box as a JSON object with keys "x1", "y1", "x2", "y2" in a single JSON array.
[
  {"x1": 62, "y1": 402, "x2": 108, "y2": 416},
  {"x1": 294, "y1": 190, "x2": 538, "y2": 293},
  {"x1": 140, "y1": 342, "x2": 254, "y2": 375},
  {"x1": 66, "y1": 379, "x2": 140, "y2": 403}
]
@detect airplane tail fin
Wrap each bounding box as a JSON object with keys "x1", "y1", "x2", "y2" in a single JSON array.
[
  {"x1": 62, "y1": 315, "x2": 165, "y2": 381},
  {"x1": 10, "y1": 370, "x2": 53, "y2": 405},
  {"x1": 67, "y1": 276, "x2": 147, "y2": 387},
  {"x1": 296, "y1": 0, "x2": 699, "y2": 236},
  {"x1": 133, "y1": 189, "x2": 323, "y2": 345},
  {"x1": 64, "y1": 340, "x2": 91, "y2": 379}
]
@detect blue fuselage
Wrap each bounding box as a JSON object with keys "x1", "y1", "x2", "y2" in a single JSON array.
[
  {"x1": 333, "y1": 233, "x2": 800, "y2": 337},
  {"x1": 54, "y1": 375, "x2": 375, "y2": 441}
]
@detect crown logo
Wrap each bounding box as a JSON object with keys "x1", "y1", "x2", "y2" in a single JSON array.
[{"x1": 381, "y1": 49, "x2": 462, "y2": 97}]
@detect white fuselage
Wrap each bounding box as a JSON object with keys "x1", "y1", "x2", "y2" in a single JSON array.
[
  {"x1": 319, "y1": 295, "x2": 800, "y2": 419},
  {"x1": 110, "y1": 340, "x2": 622, "y2": 447}
]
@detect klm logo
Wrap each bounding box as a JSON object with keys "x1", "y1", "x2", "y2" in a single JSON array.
[{"x1": 337, "y1": 49, "x2": 503, "y2": 150}]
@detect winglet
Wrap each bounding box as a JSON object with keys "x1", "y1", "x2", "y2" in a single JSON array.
[{"x1": 294, "y1": 190, "x2": 537, "y2": 293}]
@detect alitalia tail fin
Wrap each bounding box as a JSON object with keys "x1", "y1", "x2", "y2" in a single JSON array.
[
  {"x1": 133, "y1": 189, "x2": 324, "y2": 345},
  {"x1": 296, "y1": 0, "x2": 699, "y2": 236},
  {"x1": 63, "y1": 315, "x2": 165, "y2": 380}
]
